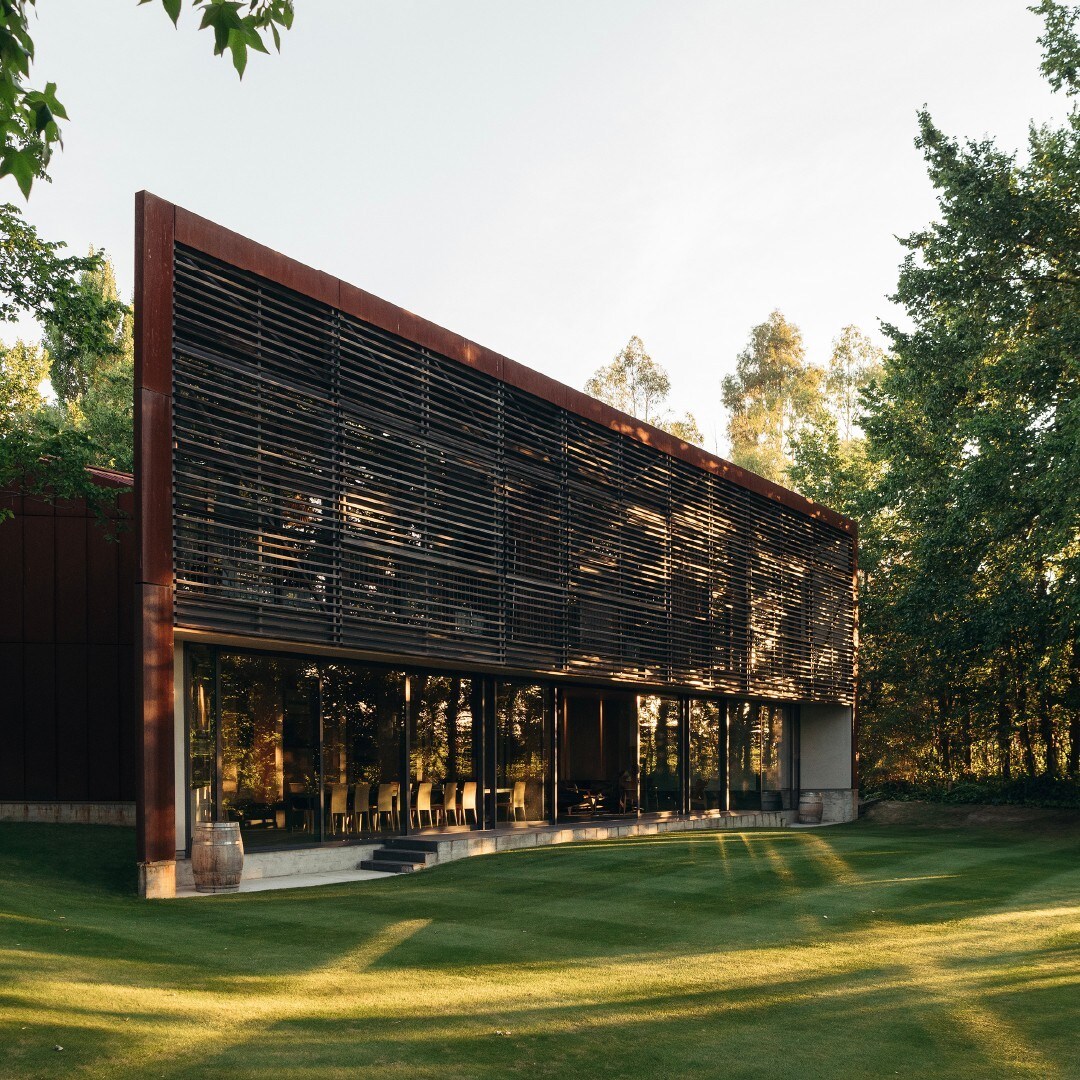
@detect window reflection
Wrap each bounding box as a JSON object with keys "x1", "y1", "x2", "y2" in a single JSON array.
[
  {"x1": 639, "y1": 695, "x2": 681, "y2": 813},
  {"x1": 321, "y1": 664, "x2": 404, "y2": 838},
  {"x1": 496, "y1": 682, "x2": 549, "y2": 824},
  {"x1": 410, "y1": 674, "x2": 481, "y2": 829},
  {"x1": 219, "y1": 654, "x2": 320, "y2": 847},
  {"x1": 688, "y1": 699, "x2": 724, "y2": 812},
  {"x1": 728, "y1": 700, "x2": 791, "y2": 810}
]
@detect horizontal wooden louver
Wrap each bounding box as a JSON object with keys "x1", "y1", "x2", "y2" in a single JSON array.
[{"x1": 172, "y1": 246, "x2": 855, "y2": 703}]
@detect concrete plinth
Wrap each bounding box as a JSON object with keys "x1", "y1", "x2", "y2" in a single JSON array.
[{"x1": 138, "y1": 859, "x2": 177, "y2": 899}]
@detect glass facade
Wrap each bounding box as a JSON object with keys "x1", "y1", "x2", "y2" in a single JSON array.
[
  {"x1": 321, "y1": 663, "x2": 404, "y2": 838},
  {"x1": 410, "y1": 674, "x2": 481, "y2": 828},
  {"x1": 688, "y1": 698, "x2": 724, "y2": 813},
  {"x1": 558, "y1": 693, "x2": 637, "y2": 819},
  {"x1": 495, "y1": 682, "x2": 549, "y2": 824},
  {"x1": 638, "y1": 695, "x2": 681, "y2": 813},
  {"x1": 728, "y1": 700, "x2": 793, "y2": 810},
  {"x1": 185, "y1": 643, "x2": 800, "y2": 847}
]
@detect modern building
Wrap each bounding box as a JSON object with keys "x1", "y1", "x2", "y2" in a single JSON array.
[{"x1": 0, "y1": 193, "x2": 859, "y2": 897}]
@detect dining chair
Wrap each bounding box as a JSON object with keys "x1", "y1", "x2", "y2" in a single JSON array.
[
  {"x1": 413, "y1": 781, "x2": 435, "y2": 828},
  {"x1": 461, "y1": 781, "x2": 478, "y2": 826},
  {"x1": 441, "y1": 781, "x2": 459, "y2": 826},
  {"x1": 327, "y1": 783, "x2": 349, "y2": 835},
  {"x1": 350, "y1": 782, "x2": 372, "y2": 834},
  {"x1": 376, "y1": 782, "x2": 398, "y2": 831},
  {"x1": 509, "y1": 780, "x2": 527, "y2": 822}
]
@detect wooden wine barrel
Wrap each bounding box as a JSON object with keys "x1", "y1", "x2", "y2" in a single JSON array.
[
  {"x1": 191, "y1": 822, "x2": 244, "y2": 893},
  {"x1": 798, "y1": 791, "x2": 824, "y2": 824},
  {"x1": 760, "y1": 790, "x2": 783, "y2": 812}
]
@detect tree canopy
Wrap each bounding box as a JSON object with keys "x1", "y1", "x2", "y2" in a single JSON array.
[
  {"x1": 585, "y1": 336, "x2": 704, "y2": 445},
  {"x1": 721, "y1": 310, "x2": 824, "y2": 485}
]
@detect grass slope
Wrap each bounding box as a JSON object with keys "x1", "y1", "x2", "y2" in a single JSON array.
[{"x1": 0, "y1": 820, "x2": 1077, "y2": 1080}]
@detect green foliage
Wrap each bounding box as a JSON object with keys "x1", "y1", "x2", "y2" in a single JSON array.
[
  {"x1": 0, "y1": 1, "x2": 294, "y2": 197},
  {"x1": 855, "y1": 3, "x2": 1080, "y2": 786},
  {"x1": 0, "y1": 208, "x2": 131, "y2": 521},
  {"x1": 585, "y1": 335, "x2": 704, "y2": 445},
  {"x1": 721, "y1": 310, "x2": 824, "y2": 484},
  {"x1": 0, "y1": 202, "x2": 97, "y2": 321},
  {"x1": 865, "y1": 776, "x2": 1080, "y2": 809}
]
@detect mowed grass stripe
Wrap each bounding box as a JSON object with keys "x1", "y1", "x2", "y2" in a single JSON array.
[{"x1": 0, "y1": 820, "x2": 1077, "y2": 1080}]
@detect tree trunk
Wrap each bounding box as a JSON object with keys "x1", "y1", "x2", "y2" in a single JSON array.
[
  {"x1": 996, "y1": 666, "x2": 1012, "y2": 781},
  {"x1": 1037, "y1": 689, "x2": 1058, "y2": 778}
]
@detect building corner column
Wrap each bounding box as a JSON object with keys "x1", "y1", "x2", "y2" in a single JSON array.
[{"x1": 134, "y1": 190, "x2": 177, "y2": 899}]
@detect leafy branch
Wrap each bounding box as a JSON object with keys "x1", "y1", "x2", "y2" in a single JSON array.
[{"x1": 0, "y1": 0, "x2": 295, "y2": 197}]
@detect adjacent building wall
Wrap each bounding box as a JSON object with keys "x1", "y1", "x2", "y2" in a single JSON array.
[{"x1": 0, "y1": 479, "x2": 137, "y2": 813}]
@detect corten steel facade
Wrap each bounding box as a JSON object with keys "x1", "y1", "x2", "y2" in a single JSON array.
[
  {"x1": 134, "y1": 192, "x2": 858, "y2": 898},
  {"x1": 0, "y1": 472, "x2": 136, "y2": 818}
]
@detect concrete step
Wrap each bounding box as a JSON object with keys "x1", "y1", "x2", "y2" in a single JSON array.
[
  {"x1": 383, "y1": 837, "x2": 444, "y2": 854},
  {"x1": 359, "y1": 857, "x2": 425, "y2": 874},
  {"x1": 376, "y1": 846, "x2": 438, "y2": 865}
]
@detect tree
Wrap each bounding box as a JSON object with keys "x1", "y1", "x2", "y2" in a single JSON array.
[
  {"x1": 0, "y1": 213, "x2": 131, "y2": 519},
  {"x1": 824, "y1": 325, "x2": 885, "y2": 443},
  {"x1": 852, "y1": 0, "x2": 1080, "y2": 784},
  {"x1": 0, "y1": 338, "x2": 48, "y2": 419},
  {"x1": 585, "y1": 336, "x2": 704, "y2": 445},
  {"x1": 0, "y1": 1, "x2": 295, "y2": 197},
  {"x1": 721, "y1": 310, "x2": 824, "y2": 484}
]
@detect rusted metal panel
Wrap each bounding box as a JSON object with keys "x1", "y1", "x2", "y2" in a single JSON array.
[
  {"x1": 135, "y1": 191, "x2": 178, "y2": 871},
  {"x1": 22, "y1": 643, "x2": 56, "y2": 799},
  {"x1": 134, "y1": 388, "x2": 172, "y2": 589},
  {"x1": 134, "y1": 582, "x2": 174, "y2": 863},
  {"x1": 87, "y1": 644, "x2": 122, "y2": 801},
  {"x1": 21, "y1": 516, "x2": 54, "y2": 644},
  {"x1": 0, "y1": 512, "x2": 23, "y2": 642},
  {"x1": 54, "y1": 516, "x2": 88, "y2": 643},
  {"x1": 0, "y1": 644, "x2": 24, "y2": 797},
  {"x1": 55, "y1": 643, "x2": 89, "y2": 800}
]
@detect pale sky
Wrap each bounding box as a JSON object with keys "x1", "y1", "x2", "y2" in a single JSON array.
[{"x1": 5, "y1": 0, "x2": 1069, "y2": 452}]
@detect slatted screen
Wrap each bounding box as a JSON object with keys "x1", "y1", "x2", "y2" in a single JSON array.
[{"x1": 172, "y1": 246, "x2": 855, "y2": 703}]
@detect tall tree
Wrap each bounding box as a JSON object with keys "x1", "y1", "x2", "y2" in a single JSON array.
[
  {"x1": 0, "y1": 213, "x2": 131, "y2": 519},
  {"x1": 586, "y1": 336, "x2": 704, "y2": 445},
  {"x1": 853, "y1": 0, "x2": 1080, "y2": 783},
  {"x1": 721, "y1": 310, "x2": 824, "y2": 484}
]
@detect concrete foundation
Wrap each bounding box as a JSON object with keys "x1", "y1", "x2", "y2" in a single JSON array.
[
  {"x1": 138, "y1": 859, "x2": 177, "y2": 899},
  {"x1": 816, "y1": 788, "x2": 858, "y2": 823},
  {"x1": 170, "y1": 810, "x2": 798, "y2": 893}
]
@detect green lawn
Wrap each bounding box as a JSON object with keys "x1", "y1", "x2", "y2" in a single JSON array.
[{"x1": 1, "y1": 820, "x2": 1077, "y2": 1080}]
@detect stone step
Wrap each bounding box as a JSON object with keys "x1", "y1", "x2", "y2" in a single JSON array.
[
  {"x1": 383, "y1": 837, "x2": 444, "y2": 854},
  {"x1": 360, "y1": 857, "x2": 425, "y2": 874},
  {"x1": 376, "y1": 846, "x2": 438, "y2": 865}
]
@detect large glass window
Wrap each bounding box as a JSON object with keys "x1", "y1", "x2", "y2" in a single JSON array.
[
  {"x1": 410, "y1": 674, "x2": 481, "y2": 829},
  {"x1": 495, "y1": 682, "x2": 549, "y2": 824},
  {"x1": 321, "y1": 663, "x2": 405, "y2": 838},
  {"x1": 639, "y1": 695, "x2": 681, "y2": 813},
  {"x1": 186, "y1": 647, "x2": 216, "y2": 835},
  {"x1": 688, "y1": 698, "x2": 724, "y2": 813},
  {"x1": 558, "y1": 692, "x2": 637, "y2": 819},
  {"x1": 187, "y1": 646, "x2": 407, "y2": 846},
  {"x1": 728, "y1": 700, "x2": 792, "y2": 810},
  {"x1": 219, "y1": 653, "x2": 321, "y2": 848}
]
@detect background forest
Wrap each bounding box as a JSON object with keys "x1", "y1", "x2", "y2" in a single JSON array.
[{"x1": 1, "y1": 2, "x2": 1078, "y2": 802}]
